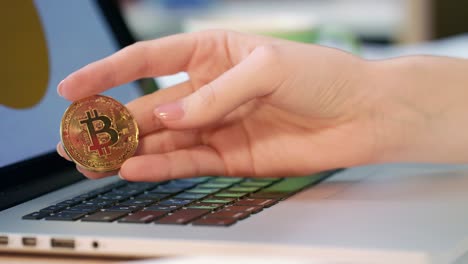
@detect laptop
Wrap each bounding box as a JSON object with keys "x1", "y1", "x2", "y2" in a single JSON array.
[{"x1": 2, "y1": 1, "x2": 468, "y2": 263}]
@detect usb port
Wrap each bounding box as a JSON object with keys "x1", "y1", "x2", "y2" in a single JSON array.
[
  {"x1": 51, "y1": 238, "x2": 75, "y2": 249},
  {"x1": 0, "y1": 236, "x2": 8, "y2": 245},
  {"x1": 22, "y1": 237, "x2": 37, "y2": 247}
]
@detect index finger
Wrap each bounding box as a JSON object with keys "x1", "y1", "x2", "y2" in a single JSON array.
[{"x1": 58, "y1": 33, "x2": 197, "y2": 101}]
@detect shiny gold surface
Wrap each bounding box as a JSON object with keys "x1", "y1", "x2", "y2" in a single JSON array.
[{"x1": 60, "y1": 95, "x2": 138, "y2": 172}]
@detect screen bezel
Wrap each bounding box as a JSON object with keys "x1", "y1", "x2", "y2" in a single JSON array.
[{"x1": 0, "y1": 0, "x2": 157, "y2": 210}]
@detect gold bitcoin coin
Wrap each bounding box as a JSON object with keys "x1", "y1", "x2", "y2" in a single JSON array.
[{"x1": 60, "y1": 95, "x2": 139, "y2": 172}]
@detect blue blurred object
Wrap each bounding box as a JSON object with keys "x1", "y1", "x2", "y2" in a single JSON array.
[{"x1": 161, "y1": 0, "x2": 214, "y2": 9}]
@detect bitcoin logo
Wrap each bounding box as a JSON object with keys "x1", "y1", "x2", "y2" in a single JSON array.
[
  {"x1": 79, "y1": 109, "x2": 119, "y2": 156},
  {"x1": 61, "y1": 95, "x2": 139, "y2": 172}
]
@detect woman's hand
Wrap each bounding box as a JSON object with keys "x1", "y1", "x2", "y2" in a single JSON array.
[{"x1": 56, "y1": 30, "x2": 468, "y2": 182}]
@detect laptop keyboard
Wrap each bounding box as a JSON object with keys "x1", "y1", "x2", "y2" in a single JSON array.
[{"x1": 22, "y1": 174, "x2": 329, "y2": 226}]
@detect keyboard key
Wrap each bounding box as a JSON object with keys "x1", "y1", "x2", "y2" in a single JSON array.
[
  {"x1": 119, "y1": 211, "x2": 167, "y2": 223},
  {"x1": 241, "y1": 178, "x2": 281, "y2": 184},
  {"x1": 186, "y1": 203, "x2": 224, "y2": 210},
  {"x1": 192, "y1": 218, "x2": 237, "y2": 227},
  {"x1": 112, "y1": 189, "x2": 143, "y2": 196},
  {"x1": 208, "y1": 210, "x2": 250, "y2": 220},
  {"x1": 158, "y1": 199, "x2": 193, "y2": 206},
  {"x1": 45, "y1": 212, "x2": 86, "y2": 221},
  {"x1": 224, "y1": 205, "x2": 262, "y2": 214},
  {"x1": 124, "y1": 182, "x2": 159, "y2": 190},
  {"x1": 87, "y1": 186, "x2": 115, "y2": 195},
  {"x1": 249, "y1": 192, "x2": 289, "y2": 199},
  {"x1": 82, "y1": 211, "x2": 128, "y2": 222},
  {"x1": 178, "y1": 177, "x2": 212, "y2": 183},
  {"x1": 186, "y1": 188, "x2": 220, "y2": 194},
  {"x1": 250, "y1": 175, "x2": 326, "y2": 199},
  {"x1": 155, "y1": 209, "x2": 210, "y2": 225},
  {"x1": 118, "y1": 182, "x2": 155, "y2": 191},
  {"x1": 249, "y1": 178, "x2": 281, "y2": 182},
  {"x1": 56, "y1": 198, "x2": 84, "y2": 207},
  {"x1": 119, "y1": 199, "x2": 155, "y2": 207},
  {"x1": 235, "y1": 198, "x2": 277, "y2": 208},
  {"x1": 145, "y1": 205, "x2": 181, "y2": 212},
  {"x1": 104, "y1": 205, "x2": 142, "y2": 212},
  {"x1": 197, "y1": 182, "x2": 233, "y2": 189},
  {"x1": 98, "y1": 193, "x2": 132, "y2": 202},
  {"x1": 74, "y1": 192, "x2": 100, "y2": 200},
  {"x1": 39, "y1": 205, "x2": 67, "y2": 213},
  {"x1": 201, "y1": 198, "x2": 235, "y2": 204},
  {"x1": 239, "y1": 181, "x2": 273, "y2": 188},
  {"x1": 172, "y1": 193, "x2": 209, "y2": 200},
  {"x1": 66, "y1": 204, "x2": 101, "y2": 213},
  {"x1": 162, "y1": 181, "x2": 197, "y2": 189},
  {"x1": 135, "y1": 192, "x2": 171, "y2": 201},
  {"x1": 82, "y1": 199, "x2": 115, "y2": 208},
  {"x1": 227, "y1": 186, "x2": 261, "y2": 193},
  {"x1": 113, "y1": 187, "x2": 146, "y2": 194},
  {"x1": 214, "y1": 192, "x2": 248, "y2": 199},
  {"x1": 211, "y1": 177, "x2": 244, "y2": 184},
  {"x1": 74, "y1": 194, "x2": 96, "y2": 200},
  {"x1": 22, "y1": 211, "x2": 50, "y2": 220},
  {"x1": 149, "y1": 186, "x2": 184, "y2": 194}
]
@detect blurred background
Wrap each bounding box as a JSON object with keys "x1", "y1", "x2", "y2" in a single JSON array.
[
  {"x1": 115, "y1": 0, "x2": 468, "y2": 87},
  {"x1": 118, "y1": 0, "x2": 467, "y2": 45}
]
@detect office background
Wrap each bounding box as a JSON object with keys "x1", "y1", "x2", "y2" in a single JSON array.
[{"x1": 117, "y1": 0, "x2": 468, "y2": 45}]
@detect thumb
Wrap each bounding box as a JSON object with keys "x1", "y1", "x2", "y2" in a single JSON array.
[{"x1": 154, "y1": 45, "x2": 283, "y2": 129}]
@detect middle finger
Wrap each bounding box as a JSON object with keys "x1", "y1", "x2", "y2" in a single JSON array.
[
  {"x1": 126, "y1": 80, "x2": 194, "y2": 136},
  {"x1": 135, "y1": 129, "x2": 201, "y2": 156}
]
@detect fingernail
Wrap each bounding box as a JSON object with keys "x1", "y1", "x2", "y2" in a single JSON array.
[
  {"x1": 118, "y1": 171, "x2": 125, "y2": 180},
  {"x1": 154, "y1": 101, "x2": 185, "y2": 121},
  {"x1": 56, "y1": 143, "x2": 64, "y2": 158},
  {"x1": 57, "y1": 79, "x2": 65, "y2": 97},
  {"x1": 76, "y1": 165, "x2": 83, "y2": 173}
]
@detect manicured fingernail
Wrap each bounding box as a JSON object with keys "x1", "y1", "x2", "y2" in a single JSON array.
[
  {"x1": 76, "y1": 165, "x2": 84, "y2": 173},
  {"x1": 56, "y1": 143, "x2": 64, "y2": 158},
  {"x1": 154, "y1": 101, "x2": 185, "y2": 121},
  {"x1": 57, "y1": 79, "x2": 65, "y2": 97}
]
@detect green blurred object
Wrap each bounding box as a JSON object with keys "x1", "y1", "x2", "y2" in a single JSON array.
[
  {"x1": 264, "y1": 29, "x2": 318, "y2": 43},
  {"x1": 184, "y1": 15, "x2": 360, "y2": 54},
  {"x1": 138, "y1": 78, "x2": 159, "y2": 95},
  {"x1": 263, "y1": 26, "x2": 360, "y2": 54}
]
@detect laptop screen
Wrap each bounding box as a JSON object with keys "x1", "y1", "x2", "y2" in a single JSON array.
[{"x1": 0, "y1": 0, "x2": 142, "y2": 169}]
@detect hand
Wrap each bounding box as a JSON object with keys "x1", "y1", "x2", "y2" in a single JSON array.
[
  {"x1": 56, "y1": 30, "x2": 468, "y2": 182},
  {"x1": 57, "y1": 30, "x2": 375, "y2": 181}
]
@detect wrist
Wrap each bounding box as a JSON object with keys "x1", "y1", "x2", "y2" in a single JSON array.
[{"x1": 366, "y1": 56, "x2": 468, "y2": 164}]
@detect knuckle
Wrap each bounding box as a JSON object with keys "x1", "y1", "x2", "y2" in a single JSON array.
[
  {"x1": 195, "y1": 83, "x2": 217, "y2": 106},
  {"x1": 129, "y1": 41, "x2": 153, "y2": 76},
  {"x1": 131, "y1": 40, "x2": 149, "y2": 50},
  {"x1": 250, "y1": 44, "x2": 285, "y2": 95},
  {"x1": 251, "y1": 44, "x2": 282, "y2": 66}
]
